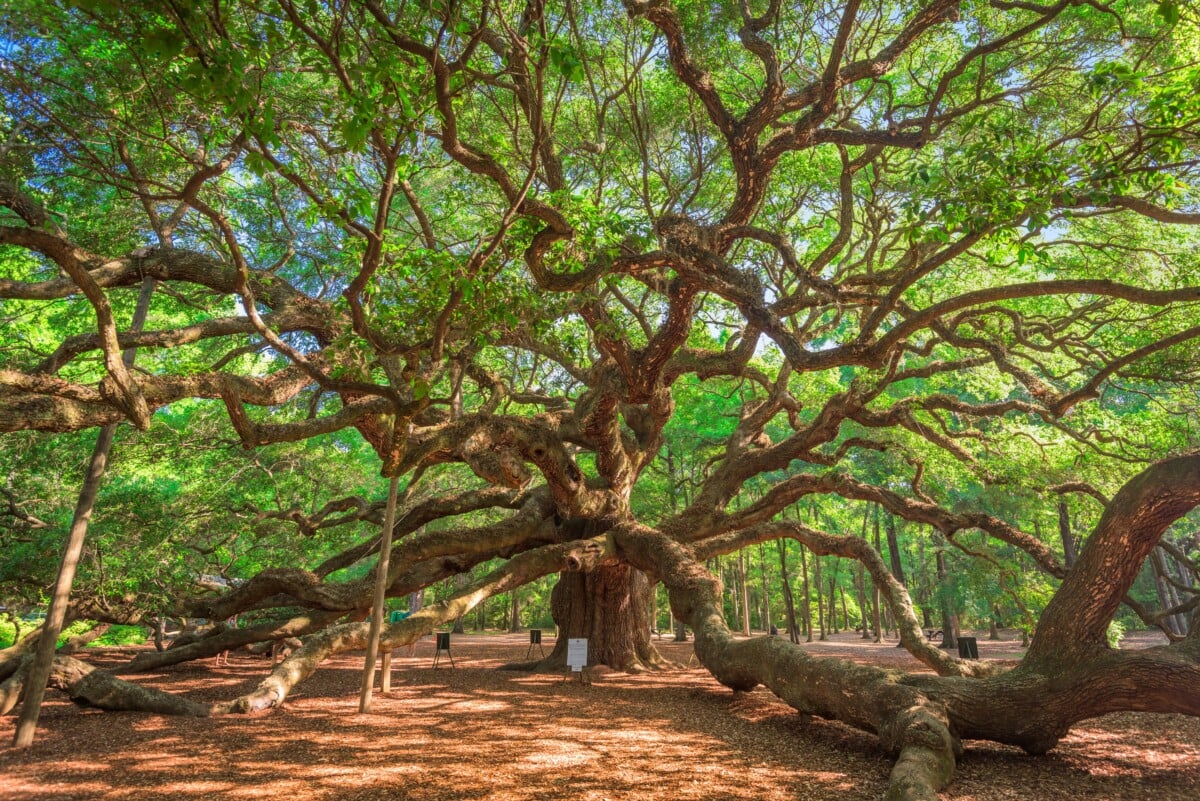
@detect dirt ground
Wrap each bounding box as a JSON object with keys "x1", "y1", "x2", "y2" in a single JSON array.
[{"x1": 2, "y1": 630, "x2": 1197, "y2": 801}]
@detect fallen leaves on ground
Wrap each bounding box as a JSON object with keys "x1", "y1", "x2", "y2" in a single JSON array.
[{"x1": 1, "y1": 631, "x2": 1196, "y2": 801}]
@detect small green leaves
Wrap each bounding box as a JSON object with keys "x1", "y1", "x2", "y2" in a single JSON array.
[
  {"x1": 1157, "y1": 0, "x2": 1179, "y2": 26},
  {"x1": 549, "y1": 42, "x2": 585, "y2": 83}
]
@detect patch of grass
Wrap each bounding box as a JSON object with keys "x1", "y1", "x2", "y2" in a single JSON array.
[
  {"x1": 0, "y1": 619, "x2": 147, "y2": 649},
  {"x1": 90, "y1": 624, "x2": 147, "y2": 647},
  {"x1": 0, "y1": 619, "x2": 16, "y2": 649}
]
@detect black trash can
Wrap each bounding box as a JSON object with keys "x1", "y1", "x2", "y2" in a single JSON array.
[{"x1": 957, "y1": 636, "x2": 979, "y2": 659}]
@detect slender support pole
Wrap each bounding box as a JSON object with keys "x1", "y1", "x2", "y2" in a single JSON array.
[
  {"x1": 359, "y1": 473, "x2": 400, "y2": 712},
  {"x1": 380, "y1": 650, "x2": 393, "y2": 693},
  {"x1": 13, "y1": 277, "x2": 156, "y2": 748}
]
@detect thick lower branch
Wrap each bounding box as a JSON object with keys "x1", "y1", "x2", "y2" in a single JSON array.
[
  {"x1": 225, "y1": 536, "x2": 613, "y2": 713},
  {"x1": 3, "y1": 654, "x2": 210, "y2": 717}
]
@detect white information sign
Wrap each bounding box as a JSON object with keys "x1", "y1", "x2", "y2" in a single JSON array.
[{"x1": 566, "y1": 638, "x2": 588, "y2": 672}]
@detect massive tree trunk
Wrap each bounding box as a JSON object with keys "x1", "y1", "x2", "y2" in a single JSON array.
[{"x1": 531, "y1": 562, "x2": 666, "y2": 671}]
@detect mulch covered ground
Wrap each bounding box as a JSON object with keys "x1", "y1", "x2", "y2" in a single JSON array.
[{"x1": 1, "y1": 630, "x2": 1197, "y2": 801}]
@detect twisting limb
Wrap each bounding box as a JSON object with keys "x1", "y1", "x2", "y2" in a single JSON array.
[
  {"x1": 694, "y1": 520, "x2": 998, "y2": 677},
  {"x1": 616, "y1": 524, "x2": 960, "y2": 801},
  {"x1": 118, "y1": 612, "x2": 343, "y2": 674}
]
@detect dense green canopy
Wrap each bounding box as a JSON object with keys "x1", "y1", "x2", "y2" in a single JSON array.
[{"x1": 1, "y1": 2, "x2": 1199, "y2": 798}]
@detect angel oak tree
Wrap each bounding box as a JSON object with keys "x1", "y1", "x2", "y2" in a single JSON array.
[{"x1": 2, "y1": 1, "x2": 1200, "y2": 799}]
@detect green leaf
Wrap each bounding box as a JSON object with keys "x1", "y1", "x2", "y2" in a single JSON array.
[{"x1": 1157, "y1": 1, "x2": 1179, "y2": 26}]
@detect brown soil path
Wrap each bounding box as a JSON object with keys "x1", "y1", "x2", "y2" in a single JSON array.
[{"x1": 1, "y1": 631, "x2": 1196, "y2": 800}]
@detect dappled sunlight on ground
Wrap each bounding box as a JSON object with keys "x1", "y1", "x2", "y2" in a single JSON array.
[{"x1": 1, "y1": 632, "x2": 1195, "y2": 800}]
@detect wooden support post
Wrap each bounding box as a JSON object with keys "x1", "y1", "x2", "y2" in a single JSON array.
[
  {"x1": 359, "y1": 473, "x2": 400, "y2": 713},
  {"x1": 13, "y1": 277, "x2": 155, "y2": 749},
  {"x1": 380, "y1": 650, "x2": 393, "y2": 693}
]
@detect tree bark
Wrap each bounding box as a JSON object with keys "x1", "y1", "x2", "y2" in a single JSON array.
[
  {"x1": 527, "y1": 562, "x2": 665, "y2": 671},
  {"x1": 935, "y1": 546, "x2": 959, "y2": 650},
  {"x1": 814, "y1": 554, "x2": 827, "y2": 640},
  {"x1": 1150, "y1": 548, "x2": 1186, "y2": 636},
  {"x1": 508, "y1": 588, "x2": 521, "y2": 633},
  {"x1": 758, "y1": 543, "x2": 772, "y2": 634},
  {"x1": 1058, "y1": 499, "x2": 1078, "y2": 568},
  {"x1": 777, "y1": 540, "x2": 800, "y2": 643},
  {"x1": 800, "y1": 546, "x2": 812, "y2": 641},
  {"x1": 738, "y1": 550, "x2": 751, "y2": 635},
  {"x1": 1030, "y1": 455, "x2": 1200, "y2": 662},
  {"x1": 3, "y1": 654, "x2": 209, "y2": 718},
  {"x1": 886, "y1": 513, "x2": 907, "y2": 586}
]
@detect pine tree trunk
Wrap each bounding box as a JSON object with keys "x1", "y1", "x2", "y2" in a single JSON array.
[
  {"x1": 726, "y1": 562, "x2": 739, "y2": 629},
  {"x1": 830, "y1": 577, "x2": 839, "y2": 633},
  {"x1": 855, "y1": 569, "x2": 871, "y2": 639},
  {"x1": 799, "y1": 546, "x2": 812, "y2": 641},
  {"x1": 508, "y1": 589, "x2": 521, "y2": 633},
  {"x1": 886, "y1": 512, "x2": 907, "y2": 586},
  {"x1": 758, "y1": 544, "x2": 772, "y2": 634},
  {"x1": 1150, "y1": 548, "x2": 1185, "y2": 636},
  {"x1": 777, "y1": 540, "x2": 800, "y2": 643},
  {"x1": 814, "y1": 554, "x2": 826, "y2": 641},
  {"x1": 917, "y1": 537, "x2": 934, "y2": 630},
  {"x1": 935, "y1": 547, "x2": 959, "y2": 650},
  {"x1": 1058, "y1": 499, "x2": 1078, "y2": 568},
  {"x1": 452, "y1": 572, "x2": 468, "y2": 634},
  {"x1": 871, "y1": 509, "x2": 884, "y2": 642},
  {"x1": 738, "y1": 550, "x2": 751, "y2": 636}
]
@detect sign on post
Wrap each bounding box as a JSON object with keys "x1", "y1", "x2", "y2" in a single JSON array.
[
  {"x1": 566, "y1": 638, "x2": 588, "y2": 672},
  {"x1": 526, "y1": 628, "x2": 545, "y2": 659}
]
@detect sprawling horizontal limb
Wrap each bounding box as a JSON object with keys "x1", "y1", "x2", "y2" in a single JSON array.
[{"x1": 225, "y1": 535, "x2": 613, "y2": 713}]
